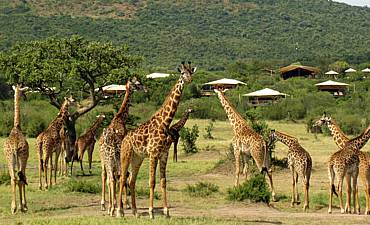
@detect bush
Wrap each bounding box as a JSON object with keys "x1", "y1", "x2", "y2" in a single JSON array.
[
  {"x1": 227, "y1": 174, "x2": 271, "y2": 203},
  {"x1": 203, "y1": 120, "x2": 214, "y2": 139},
  {"x1": 180, "y1": 124, "x2": 199, "y2": 154},
  {"x1": 65, "y1": 179, "x2": 101, "y2": 194},
  {"x1": 184, "y1": 182, "x2": 219, "y2": 197},
  {"x1": 136, "y1": 186, "x2": 160, "y2": 200},
  {"x1": 0, "y1": 171, "x2": 11, "y2": 185}
]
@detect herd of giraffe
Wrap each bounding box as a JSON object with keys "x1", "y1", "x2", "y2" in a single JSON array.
[{"x1": 2, "y1": 62, "x2": 370, "y2": 218}]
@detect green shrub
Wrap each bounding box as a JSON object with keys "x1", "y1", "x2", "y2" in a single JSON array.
[
  {"x1": 184, "y1": 182, "x2": 219, "y2": 197},
  {"x1": 65, "y1": 179, "x2": 101, "y2": 194},
  {"x1": 180, "y1": 124, "x2": 199, "y2": 154},
  {"x1": 203, "y1": 120, "x2": 214, "y2": 139},
  {"x1": 227, "y1": 174, "x2": 271, "y2": 203},
  {"x1": 0, "y1": 171, "x2": 11, "y2": 185},
  {"x1": 136, "y1": 186, "x2": 160, "y2": 200}
]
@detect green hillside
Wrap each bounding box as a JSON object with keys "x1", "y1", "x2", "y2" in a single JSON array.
[{"x1": 1, "y1": 0, "x2": 370, "y2": 68}]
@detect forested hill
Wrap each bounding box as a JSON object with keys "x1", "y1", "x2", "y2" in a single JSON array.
[{"x1": 1, "y1": 0, "x2": 370, "y2": 69}]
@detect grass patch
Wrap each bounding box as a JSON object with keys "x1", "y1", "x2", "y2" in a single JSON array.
[
  {"x1": 184, "y1": 182, "x2": 219, "y2": 197},
  {"x1": 65, "y1": 179, "x2": 101, "y2": 194},
  {"x1": 227, "y1": 174, "x2": 271, "y2": 203},
  {"x1": 136, "y1": 186, "x2": 160, "y2": 200},
  {"x1": 0, "y1": 171, "x2": 11, "y2": 185}
]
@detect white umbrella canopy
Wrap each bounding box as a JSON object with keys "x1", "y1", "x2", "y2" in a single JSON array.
[
  {"x1": 344, "y1": 68, "x2": 356, "y2": 73},
  {"x1": 243, "y1": 88, "x2": 288, "y2": 97},
  {"x1": 325, "y1": 70, "x2": 339, "y2": 75},
  {"x1": 94, "y1": 84, "x2": 126, "y2": 94},
  {"x1": 315, "y1": 80, "x2": 349, "y2": 86},
  {"x1": 203, "y1": 78, "x2": 247, "y2": 86},
  {"x1": 361, "y1": 68, "x2": 370, "y2": 73},
  {"x1": 146, "y1": 72, "x2": 171, "y2": 79}
]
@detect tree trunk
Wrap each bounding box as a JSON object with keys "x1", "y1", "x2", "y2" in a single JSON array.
[{"x1": 64, "y1": 118, "x2": 77, "y2": 163}]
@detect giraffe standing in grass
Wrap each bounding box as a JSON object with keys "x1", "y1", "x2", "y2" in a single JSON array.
[
  {"x1": 73, "y1": 114, "x2": 106, "y2": 175},
  {"x1": 37, "y1": 97, "x2": 76, "y2": 190},
  {"x1": 117, "y1": 62, "x2": 196, "y2": 219},
  {"x1": 99, "y1": 80, "x2": 139, "y2": 212},
  {"x1": 214, "y1": 89, "x2": 276, "y2": 201},
  {"x1": 168, "y1": 108, "x2": 194, "y2": 162},
  {"x1": 100, "y1": 128, "x2": 122, "y2": 216},
  {"x1": 315, "y1": 114, "x2": 370, "y2": 214},
  {"x1": 3, "y1": 84, "x2": 29, "y2": 214},
  {"x1": 269, "y1": 129, "x2": 312, "y2": 211}
]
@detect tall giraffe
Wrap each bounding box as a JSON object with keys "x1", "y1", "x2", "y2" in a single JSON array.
[
  {"x1": 73, "y1": 114, "x2": 106, "y2": 175},
  {"x1": 168, "y1": 108, "x2": 194, "y2": 162},
  {"x1": 37, "y1": 96, "x2": 76, "y2": 190},
  {"x1": 214, "y1": 89, "x2": 276, "y2": 201},
  {"x1": 327, "y1": 127, "x2": 370, "y2": 214},
  {"x1": 117, "y1": 62, "x2": 196, "y2": 218},
  {"x1": 269, "y1": 130, "x2": 312, "y2": 210},
  {"x1": 315, "y1": 114, "x2": 370, "y2": 214},
  {"x1": 3, "y1": 84, "x2": 29, "y2": 214},
  {"x1": 99, "y1": 80, "x2": 138, "y2": 211}
]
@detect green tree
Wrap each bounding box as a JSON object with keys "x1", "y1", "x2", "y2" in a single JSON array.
[{"x1": 0, "y1": 35, "x2": 143, "y2": 145}]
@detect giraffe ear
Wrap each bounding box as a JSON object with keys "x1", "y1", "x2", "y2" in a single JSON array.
[
  {"x1": 192, "y1": 67, "x2": 197, "y2": 73},
  {"x1": 177, "y1": 67, "x2": 181, "y2": 73}
]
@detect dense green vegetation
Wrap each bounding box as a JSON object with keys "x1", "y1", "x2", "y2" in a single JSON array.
[{"x1": 0, "y1": 0, "x2": 370, "y2": 68}]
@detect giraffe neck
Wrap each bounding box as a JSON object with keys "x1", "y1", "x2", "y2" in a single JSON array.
[
  {"x1": 88, "y1": 117, "x2": 104, "y2": 135},
  {"x1": 326, "y1": 120, "x2": 349, "y2": 149},
  {"x1": 170, "y1": 110, "x2": 191, "y2": 131},
  {"x1": 14, "y1": 85, "x2": 21, "y2": 128},
  {"x1": 216, "y1": 91, "x2": 248, "y2": 132},
  {"x1": 274, "y1": 131, "x2": 299, "y2": 148},
  {"x1": 115, "y1": 82, "x2": 133, "y2": 122},
  {"x1": 152, "y1": 78, "x2": 185, "y2": 128},
  {"x1": 349, "y1": 125, "x2": 370, "y2": 150}
]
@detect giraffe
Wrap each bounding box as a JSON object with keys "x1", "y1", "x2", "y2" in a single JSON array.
[
  {"x1": 3, "y1": 84, "x2": 29, "y2": 214},
  {"x1": 214, "y1": 89, "x2": 276, "y2": 201},
  {"x1": 72, "y1": 114, "x2": 106, "y2": 175},
  {"x1": 117, "y1": 62, "x2": 196, "y2": 219},
  {"x1": 269, "y1": 129, "x2": 312, "y2": 210},
  {"x1": 314, "y1": 114, "x2": 370, "y2": 214},
  {"x1": 168, "y1": 108, "x2": 194, "y2": 162},
  {"x1": 99, "y1": 80, "x2": 139, "y2": 212},
  {"x1": 37, "y1": 96, "x2": 76, "y2": 190},
  {"x1": 100, "y1": 128, "x2": 122, "y2": 216}
]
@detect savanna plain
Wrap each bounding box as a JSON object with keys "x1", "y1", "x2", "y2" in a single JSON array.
[{"x1": 0, "y1": 119, "x2": 369, "y2": 225}]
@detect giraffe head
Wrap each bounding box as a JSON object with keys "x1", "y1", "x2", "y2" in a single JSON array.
[
  {"x1": 186, "y1": 108, "x2": 194, "y2": 114},
  {"x1": 178, "y1": 61, "x2": 196, "y2": 83},
  {"x1": 313, "y1": 112, "x2": 331, "y2": 127},
  {"x1": 96, "y1": 114, "x2": 106, "y2": 120},
  {"x1": 269, "y1": 129, "x2": 277, "y2": 143},
  {"x1": 127, "y1": 77, "x2": 144, "y2": 92}
]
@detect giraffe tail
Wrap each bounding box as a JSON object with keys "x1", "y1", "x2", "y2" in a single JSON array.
[
  {"x1": 17, "y1": 171, "x2": 28, "y2": 185},
  {"x1": 332, "y1": 184, "x2": 338, "y2": 197}
]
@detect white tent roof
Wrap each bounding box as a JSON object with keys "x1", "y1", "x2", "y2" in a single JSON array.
[
  {"x1": 95, "y1": 84, "x2": 126, "y2": 93},
  {"x1": 315, "y1": 80, "x2": 349, "y2": 86},
  {"x1": 361, "y1": 68, "x2": 370, "y2": 73},
  {"x1": 243, "y1": 88, "x2": 287, "y2": 97},
  {"x1": 146, "y1": 72, "x2": 171, "y2": 79},
  {"x1": 325, "y1": 70, "x2": 339, "y2": 75},
  {"x1": 345, "y1": 68, "x2": 356, "y2": 73},
  {"x1": 203, "y1": 78, "x2": 247, "y2": 86}
]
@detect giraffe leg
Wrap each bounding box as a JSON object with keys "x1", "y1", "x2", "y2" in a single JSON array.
[
  {"x1": 54, "y1": 148, "x2": 60, "y2": 185},
  {"x1": 19, "y1": 154, "x2": 28, "y2": 212},
  {"x1": 344, "y1": 174, "x2": 351, "y2": 213},
  {"x1": 352, "y1": 172, "x2": 358, "y2": 214},
  {"x1": 338, "y1": 178, "x2": 345, "y2": 214},
  {"x1": 295, "y1": 172, "x2": 300, "y2": 205},
  {"x1": 80, "y1": 147, "x2": 85, "y2": 175},
  {"x1": 49, "y1": 153, "x2": 53, "y2": 188},
  {"x1": 148, "y1": 156, "x2": 158, "y2": 219},
  {"x1": 290, "y1": 166, "x2": 296, "y2": 207},
  {"x1": 233, "y1": 144, "x2": 241, "y2": 187},
  {"x1": 242, "y1": 154, "x2": 249, "y2": 181},
  {"x1": 101, "y1": 166, "x2": 107, "y2": 211},
  {"x1": 266, "y1": 169, "x2": 276, "y2": 202},
  {"x1": 88, "y1": 144, "x2": 94, "y2": 174},
  {"x1": 328, "y1": 166, "x2": 335, "y2": 214},
  {"x1": 160, "y1": 152, "x2": 170, "y2": 217},
  {"x1": 366, "y1": 185, "x2": 370, "y2": 215},
  {"x1": 8, "y1": 156, "x2": 17, "y2": 214},
  {"x1": 38, "y1": 159, "x2": 43, "y2": 190},
  {"x1": 43, "y1": 154, "x2": 49, "y2": 190},
  {"x1": 110, "y1": 176, "x2": 117, "y2": 217},
  {"x1": 117, "y1": 150, "x2": 134, "y2": 217}
]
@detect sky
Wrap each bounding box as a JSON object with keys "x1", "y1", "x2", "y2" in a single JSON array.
[{"x1": 333, "y1": 0, "x2": 370, "y2": 7}]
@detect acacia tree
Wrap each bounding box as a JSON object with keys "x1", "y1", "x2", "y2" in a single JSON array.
[{"x1": 0, "y1": 35, "x2": 143, "y2": 149}]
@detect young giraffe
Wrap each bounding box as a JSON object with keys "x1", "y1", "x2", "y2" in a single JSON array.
[
  {"x1": 72, "y1": 114, "x2": 106, "y2": 175},
  {"x1": 100, "y1": 128, "x2": 122, "y2": 216},
  {"x1": 37, "y1": 96, "x2": 76, "y2": 190},
  {"x1": 315, "y1": 114, "x2": 370, "y2": 214},
  {"x1": 168, "y1": 108, "x2": 194, "y2": 162},
  {"x1": 214, "y1": 89, "x2": 276, "y2": 201},
  {"x1": 117, "y1": 62, "x2": 196, "y2": 219},
  {"x1": 99, "y1": 80, "x2": 138, "y2": 212},
  {"x1": 269, "y1": 129, "x2": 312, "y2": 210},
  {"x1": 3, "y1": 84, "x2": 29, "y2": 214}
]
